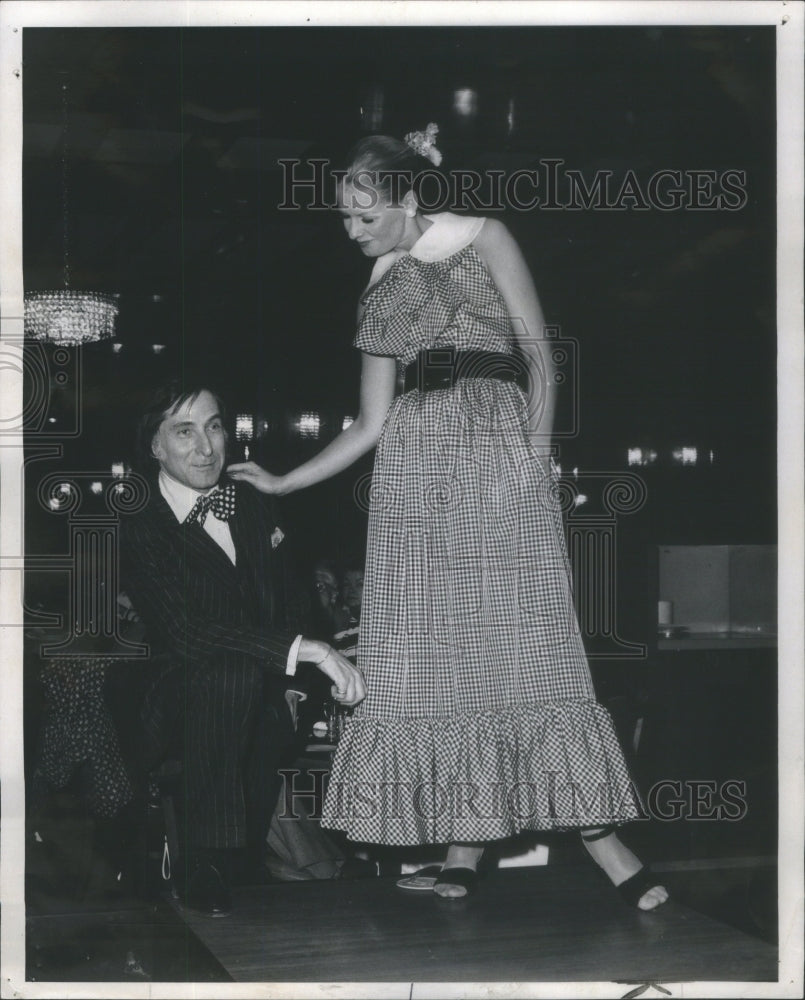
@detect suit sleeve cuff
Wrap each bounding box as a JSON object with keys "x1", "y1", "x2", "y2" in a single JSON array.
[{"x1": 286, "y1": 634, "x2": 303, "y2": 676}]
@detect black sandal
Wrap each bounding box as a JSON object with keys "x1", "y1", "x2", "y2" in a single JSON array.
[
  {"x1": 433, "y1": 866, "x2": 480, "y2": 897},
  {"x1": 581, "y1": 825, "x2": 668, "y2": 910},
  {"x1": 613, "y1": 866, "x2": 666, "y2": 909}
]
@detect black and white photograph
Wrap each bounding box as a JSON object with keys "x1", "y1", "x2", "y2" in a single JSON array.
[{"x1": 0, "y1": 1, "x2": 802, "y2": 997}]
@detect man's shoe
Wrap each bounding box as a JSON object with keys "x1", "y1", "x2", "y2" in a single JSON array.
[{"x1": 179, "y1": 856, "x2": 232, "y2": 918}]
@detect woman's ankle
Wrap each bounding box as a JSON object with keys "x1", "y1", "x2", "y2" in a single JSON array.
[{"x1": 444, "y1": 842, "x2": 484, "y2": 869}]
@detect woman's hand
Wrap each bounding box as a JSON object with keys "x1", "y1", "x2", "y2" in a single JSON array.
[
  {"x1": 226, "y1": 354, "x2": 396, "y2": 498},
  {"x1": 226, "y1": 461, "x2": 287, "y2": 495}
]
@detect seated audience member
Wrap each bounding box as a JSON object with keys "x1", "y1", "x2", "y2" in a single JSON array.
[
  {"x1": 120, "y1": 380, "x2": 365, "y2": 917},
  {"x1": 312, "y1": 558, "x2": 352, "y2": 635},
  {"x1": 335, "y1": 558, "x2": 364, "y2": 662},
  {"x1": 299, "y1": 559, "x2": 352, "y2": 736},
  {"x1": 340, "y1": 560, "x2": 364, "y2": 622}
]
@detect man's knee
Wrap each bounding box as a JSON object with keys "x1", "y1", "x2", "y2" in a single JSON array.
[{"x1": 192, "y1": 659, "x2": 263, "y2": 710}]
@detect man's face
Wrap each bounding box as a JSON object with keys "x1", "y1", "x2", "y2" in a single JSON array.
[
  {"x1": 151, "y1": 389, "x2": 226, "y2": 492},
  {"x1": 342, "y1": 569, "x2": 364, "y2": 613},
  {"x1": 314, "y1": 567, "x2": 339, "y2": 610}
]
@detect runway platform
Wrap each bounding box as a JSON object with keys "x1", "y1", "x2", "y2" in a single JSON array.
[{"x1": 175, "y1": 863, "x2": 778, "y2": 985}]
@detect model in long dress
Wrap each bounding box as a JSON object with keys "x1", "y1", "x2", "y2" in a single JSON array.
[{"x1": 229, "y1": 133, "x2": 668, "y2": 909}]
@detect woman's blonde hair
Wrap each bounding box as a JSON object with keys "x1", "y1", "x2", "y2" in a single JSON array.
[{"x1": 340, "y1": 134, "x2": 443, "y2": 208}]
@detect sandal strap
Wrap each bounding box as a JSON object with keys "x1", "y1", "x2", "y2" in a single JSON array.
[
  {"x1": 616, "y1": 866, "x2": 663, "y2": 908},
  {"x1": 434, "y1": 867, "x2": 479, "y2": 892},
  {"x1": 580, "y1": 824, "x2": 618, "y2": 843}
]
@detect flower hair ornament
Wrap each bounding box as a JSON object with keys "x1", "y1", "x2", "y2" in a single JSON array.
[{"x1": 404, "y1": 122, "x2": 443, "y2": 166}]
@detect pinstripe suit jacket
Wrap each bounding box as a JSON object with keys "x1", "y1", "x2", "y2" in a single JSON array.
[{"x1": 120, "y1": 481, "x2": 306, "y2": 675}]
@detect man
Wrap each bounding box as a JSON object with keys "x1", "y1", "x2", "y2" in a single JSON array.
[
  {"x1": 341, "y1": 563, "x2": 364, "y2": 624},
  {"x1": 120, "y1": 381, "x2": 365, "y2": 917},
  {"x1": 312, "y1": 560, "x2": 347, "y2": 630}
]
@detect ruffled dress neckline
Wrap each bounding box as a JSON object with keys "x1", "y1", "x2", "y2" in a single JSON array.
[{"x1": 365, "y1": 212, "x2": 486, "y2": 292}]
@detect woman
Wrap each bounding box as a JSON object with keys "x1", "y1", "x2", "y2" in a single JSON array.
[{"x1": 229, "y1": 129, "x2": 668, "y2": 908}]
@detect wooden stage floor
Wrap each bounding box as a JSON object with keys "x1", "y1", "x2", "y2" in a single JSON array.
[{"x1": 175, "y1": 864, "x2": 778, "y2": 984}]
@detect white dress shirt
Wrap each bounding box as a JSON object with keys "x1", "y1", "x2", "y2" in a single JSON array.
[
  {"x1": 159, "y1": 469, "x2": 237, "y2": 564},
  {"x1": 158, "y1": 469, "x2": 302, "y2": 677}
]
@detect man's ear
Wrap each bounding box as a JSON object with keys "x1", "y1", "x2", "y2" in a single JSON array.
[
  {"x1": 151, "y1": 433, "x2": 164, "y2": 462},
  {"x1": 402, "y1": 189, "x2": 419, "y2": 218}
]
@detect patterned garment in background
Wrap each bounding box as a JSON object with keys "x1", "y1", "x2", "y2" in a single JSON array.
[
  {"x1": 34, "y1": 657, "x2": 133, "y2": 818},
  {"x1": 332, "y1": 616, "x2": 360, "y2": 662},
  {"x1": 321, "y1": 213, "x2": 642, "y2": 844}
]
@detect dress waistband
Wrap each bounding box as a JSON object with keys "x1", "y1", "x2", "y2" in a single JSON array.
[{"x1": 403, "y1": 348, "x2": 523, "y2": 394}]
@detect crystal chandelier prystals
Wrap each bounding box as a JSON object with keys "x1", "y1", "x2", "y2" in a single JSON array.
[{"x1": 24, "y1": 72, "x2": 119, "y2": 345}]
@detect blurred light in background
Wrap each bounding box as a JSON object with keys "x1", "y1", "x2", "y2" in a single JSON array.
[
  {"x1": 628, "y1": 447, "x2": 658, "y2": 467},
  {"x1": 360, "y1": 85, "x2": 384, "y2": 130},
  {"x1": 672, "y1": 446, "x2": 698, "y2": 466},
  {"x1": 49, "y1": 482, "x2": 73, "y2": 510},
  {"x1": 297, "y1": 412, "x2": 320, "y2": 439},
  {"x1": 235, "y1": 413, "x2": 254, "y2": 441},
  {"x1": 453, "y1": 88, "x2": 478, "y2": 117}
]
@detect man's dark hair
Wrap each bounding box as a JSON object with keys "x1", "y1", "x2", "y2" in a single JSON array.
[
  {"x1": 136, "y1": 379, "x2": 228, "y2": 470},
  {"x1": 341, "y1": 551, "x2": 366, "y2": 574}
]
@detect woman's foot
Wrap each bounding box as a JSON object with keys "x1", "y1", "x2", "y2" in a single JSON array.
[
  {"x1": 433, "y1": 843, "x2": 484, "y2": 898},
  {"x1": 581, "y1": 827, "x2": 668, "y2": 911}
]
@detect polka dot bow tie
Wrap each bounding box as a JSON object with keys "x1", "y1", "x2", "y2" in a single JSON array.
[{"x1": 185, "y1": 484, "x2": 237, "y2": 527}]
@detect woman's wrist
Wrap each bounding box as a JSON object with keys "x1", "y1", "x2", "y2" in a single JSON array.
[{"x1": 275, "y1": 472, "x2": 295, "y2": 496}]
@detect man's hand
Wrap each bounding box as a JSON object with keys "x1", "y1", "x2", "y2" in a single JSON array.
[{"x1": 298, "y1": 638, "x2": 367, "y2": 707}]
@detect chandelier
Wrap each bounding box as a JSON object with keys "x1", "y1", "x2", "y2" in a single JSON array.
[
  {"x1": 24, "y1": 291, "x2": 119, "y2": 345},
  {"x1": 24, "y1": 72, "x2": 118, "y2": 345}
]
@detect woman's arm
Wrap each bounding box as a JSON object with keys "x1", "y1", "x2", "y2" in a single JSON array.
[
  {"x1": 227, "y1": 351, "x2": 397, "y2": 495},
  {"x1": 473, "y1": 218, "x2": 555, "y2": 462}
]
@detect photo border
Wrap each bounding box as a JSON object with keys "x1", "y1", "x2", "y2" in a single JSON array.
[{"x1": 1, "y1": 2, "x2": 802, "y2": 998}]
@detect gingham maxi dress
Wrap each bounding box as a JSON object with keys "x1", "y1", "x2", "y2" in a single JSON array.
[{"x1": 321, "y1": 213, "x2": 642, "y2": 845}]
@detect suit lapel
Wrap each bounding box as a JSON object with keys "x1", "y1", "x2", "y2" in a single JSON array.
[
  {"x1": 229, "y1": 487, "x2": 276, "y2": 625},
  {"x1": 148, "y1": 486, "x2": 283, "y2": 627},
  {"x1": 151, "y1": 491, "x2": 239, "y2": 587}
]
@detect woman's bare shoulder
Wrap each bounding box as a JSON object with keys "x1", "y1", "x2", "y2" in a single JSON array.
[{"x1": 472, "y1": 216, "x2": 513, "y2": 254}]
